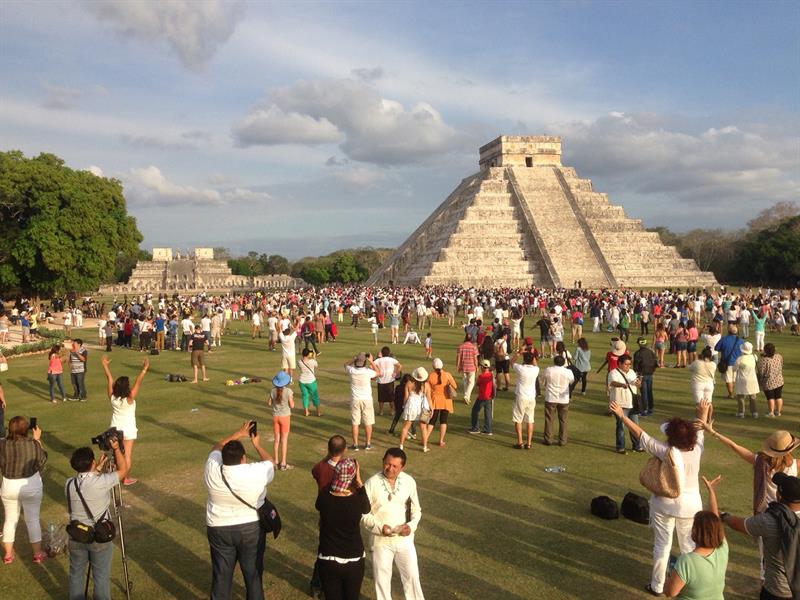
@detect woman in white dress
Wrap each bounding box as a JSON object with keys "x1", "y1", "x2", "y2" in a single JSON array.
[
  {"x1": 100, "y1": 356, "x2": 149, "y2": 486},
  {"x1": 399, "y1": 367, "x2": 432, "y2": 452},
  {"x1": 733, "y1": 341, "x2": 759, "y2": 418},
  {"x1": 689, "y1": 347, "x2": 717, "y2": 417}
]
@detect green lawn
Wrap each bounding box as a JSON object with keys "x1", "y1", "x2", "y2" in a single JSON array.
[{"x1": 0, "y1": 316, "x2": 795, "y2": 599}]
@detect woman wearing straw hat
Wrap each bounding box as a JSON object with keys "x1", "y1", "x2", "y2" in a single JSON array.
[
  {"x1": 267, "y1": 371, "x2": 295, "y2": 470},
  {"x1": 399, "y1": 368, "x2": 432, "y2": 453},
  {"x1": 315, "y1": 458, "x2": 370, "y2": 600},
  {"x1": 733, "y1": 341, "x2": 759, "y2": 418}
]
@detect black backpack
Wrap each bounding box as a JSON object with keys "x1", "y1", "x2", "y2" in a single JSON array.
[
  {"x1": 621, "y1": 492, "x2": 649, "y2": 524},
  {"x1": 590, "y1": 496, "x2": 619, "y2": 520}
]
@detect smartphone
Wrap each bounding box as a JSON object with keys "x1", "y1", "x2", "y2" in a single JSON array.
[
  {"x1": 248, "y1": 421, "x2": 257, "y2": 437},
  {"x1": 29, "y1": 417, "x2": 38, "y2": 431}
]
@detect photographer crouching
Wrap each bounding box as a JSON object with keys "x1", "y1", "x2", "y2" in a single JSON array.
[{"x1": 65, "y1": 432, "x2": 129, "y2": 600}]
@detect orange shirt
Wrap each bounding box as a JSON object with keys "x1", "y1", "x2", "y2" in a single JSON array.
[{"x1": 428, "y1": 370, "x2": 457, "y2": 412}]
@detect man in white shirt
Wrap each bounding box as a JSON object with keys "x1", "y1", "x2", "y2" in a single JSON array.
[
  {"x1": 180, "y1": 316, "x2": 194, "y2": 352},
  {"x1": 542, "y1": 356, "x2": 575, "y2": 446},
  {"x1": 510, "y1": 352, "x2": 539, "y2": 449},
  {"x1": 362, "y1": 448, "x2": 424, "y2": 600},
  {"x1": 205, "y1": 421, "x2": 274, "y2": 600},
  {"x1": 344, "y1": 352, "x2": 380, "y2": 451},
  {"x1": 374, "y1": 346, "x2": 402, "y2": 417},
  {"x1": 201, "y1": 315, "x2": 212, "y2": 351},
  {"x1": 267, "y1": 314, "x2": 279, "y2": 351},
  {"x1": 279, "y1": 328, "x2": 297, "y2": 380},
  {"x1": 608, "y1": 354, "x2": 642, "y2": 454}
]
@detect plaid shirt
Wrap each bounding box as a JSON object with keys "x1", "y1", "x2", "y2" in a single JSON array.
[
  {"x1": 457, "y1": 342, "x2": 479, "y2": 372},
  {"x1": 0, "y1": 438, "x2": 47, "y2": 479}
]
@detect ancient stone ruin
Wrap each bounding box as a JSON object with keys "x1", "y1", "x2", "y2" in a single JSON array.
[
  {"x1": 100, "y1": 248, "x2": 301, "y2": 293},
  {"x1": 368, "y1": 136, "x2": 718, "y2": 289}
]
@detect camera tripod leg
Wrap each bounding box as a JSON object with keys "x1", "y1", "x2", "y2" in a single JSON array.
[{"x1": 111, "y1": 483, "x2": 133, "y2": 600}]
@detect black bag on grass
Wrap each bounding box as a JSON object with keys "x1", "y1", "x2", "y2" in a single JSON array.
[
  {"x1": 621, "y1": 492, "x2": 650, "y2": 524},
  {"x1": 590, "y1": 496, "x2": 619, "y2": 520}
]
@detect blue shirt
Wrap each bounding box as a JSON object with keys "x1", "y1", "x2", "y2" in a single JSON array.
[
  {"x1": 714, "y1": 335, "x2": 744, "y2": 366},
  {"x1": 155, "y1": 317, "x2": 165, "y2": 332}
]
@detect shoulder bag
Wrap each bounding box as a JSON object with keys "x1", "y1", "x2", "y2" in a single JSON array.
[
  {"x1": 615, "y1": 368, "x2": 641, "y2": 416},
  {"x1": 220, "y1": 466, "x2": 281, "y2": 539},
  {"x1": 66, "y1": 478, "x2": 116, "y2": 544},
  {"x1": 639, "y1": 448, "x2": 681, "y2": 499}
]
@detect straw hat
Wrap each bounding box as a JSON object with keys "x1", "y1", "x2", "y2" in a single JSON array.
[
  {"x1": 740, "y1": 341, "x2": 753, "y2": 355},
  {"x1": 611, "y1": 340, "x2": 627, "y2": 356},
  {"x1": 412, "y1": 367, "x2": 429, "y2": 382},
  {"x1": 762, "y1": 430, "x2": 800, "y2": 458}
]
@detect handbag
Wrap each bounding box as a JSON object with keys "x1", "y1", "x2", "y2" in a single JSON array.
[
  {"x1": 418, "y1": 398, "x2": 433, "y2": 424},
  {"x1": 220, "y1": 466, "x2": 281, "y2": 538},
  {"x1": 615, "y1": 368, "x2": 641, "y2": 416},
  {"x1": 66, "y1": 478, "x2": 117, "y2": 544},
  {"x1": 639, "y1": 449, "x2": 681, "y2": 499}
]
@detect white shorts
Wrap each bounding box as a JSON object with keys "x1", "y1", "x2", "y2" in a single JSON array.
[
  {"x1": 724, "y1": 368, "x2": 736, "y2": 384},
  {"x1": 282, "y1": 354, "x2": 296, "y2": 370},
  {"x1": 350, "y1": 399, "x2": 375, "y2": 426},
  {"x1": 691, "y1": 382, "x2": 714, "y2": 404},
  {"x1": 512, "y1": 398, "x2": 536, "y2": 424}
]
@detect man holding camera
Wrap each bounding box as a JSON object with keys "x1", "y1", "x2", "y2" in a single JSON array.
[
  {"x1": 65, "y1": 435, "x2": 129, "y2": 600},
  {"x1": 205, "y1": 421, "x2": 274, "y2": 600},
  {"x1": 344, "y1": 352, "x2": 381, "y2": 451}
]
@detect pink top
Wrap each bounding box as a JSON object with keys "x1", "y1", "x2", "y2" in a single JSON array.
[
  {"x1": 688, "y1": 327, "x2": 699, "y2": 342},
  {"x1": 48, "y1": 354, "x2": 62, "y2": 375}
]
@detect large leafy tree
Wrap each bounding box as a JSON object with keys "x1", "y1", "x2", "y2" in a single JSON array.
[
  {"x1": 0, "y1": 151, "x2": 143, "y2": 296},
  {"x1": 736, "y1": 215, "x2": 800, "y2": 285}
]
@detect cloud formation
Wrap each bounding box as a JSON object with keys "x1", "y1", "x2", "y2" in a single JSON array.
[
  {"x1": 125, "y1": 165, "x2": 269, "y2": 206},
  {"x1": 557, "y1": 112, "x2": 800, "y2": 206},
  {"x1": 233, "y1": 78, "x2": 458, "y2": 164},
  {"x1": 86, "y1": 0, "x2": 245, "y2": 70},
  {"x1": 40, "y1": 81, "x2": 107, "y2": 110}
]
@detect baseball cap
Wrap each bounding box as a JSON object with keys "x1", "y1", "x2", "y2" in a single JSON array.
[
  {"x1": 773, "y1": 472, "x2": 800, "y2": 503},
  {"x1": 480, "y1": 359, "x2": 491, "y2": 368}
]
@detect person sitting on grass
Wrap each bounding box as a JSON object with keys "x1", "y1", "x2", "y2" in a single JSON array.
[{"x1": 268, "y1": 371, "x2": 294, "y2": 471}]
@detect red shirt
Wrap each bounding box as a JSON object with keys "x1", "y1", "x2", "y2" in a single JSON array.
[
  {"x1": 606, "y1": 351, "x2": 619, "y2": 371},
  {"x1": 477, "y1": 371, "x2": 494, "y2": 400},
  {"x1": 311, "y1": 459, "x2": 336, "y2": 491}
]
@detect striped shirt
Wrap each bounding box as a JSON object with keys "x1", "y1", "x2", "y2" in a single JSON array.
[
  {"x1": 69, "y1": 348, "x2": 87, "y2": 374},
  {"x1": 457, "y1": 342, "x2": 479, "y2": 372},
  {"x1": 0, "y1": 439, "x2": 47, "y2": 479}
]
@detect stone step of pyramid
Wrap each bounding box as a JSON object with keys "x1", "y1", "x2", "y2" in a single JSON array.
[
  {"x1": 455, "y1": 221, "x2": 524, "y2": 235},
  {"x1": 590, "y1": 219, "x2": 644, "y2": 232},
  {"x1": 446, "y1": 234, "x2": 527, "y2": 248}
]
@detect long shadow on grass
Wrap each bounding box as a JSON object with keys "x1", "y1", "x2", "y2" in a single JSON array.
[
  {"x1": 138, "y1": 414, "x2": 217, "y2": 446},
  {"x1": 12, "y1": 376, "x2": 52, "y2": 402}
]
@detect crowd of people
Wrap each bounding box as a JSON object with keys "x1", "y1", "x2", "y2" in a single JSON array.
[{"x1": 0, "y1": 283, "x2": 798, "y2": 599}]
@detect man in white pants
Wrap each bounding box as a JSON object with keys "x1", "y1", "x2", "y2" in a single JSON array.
[{"x1": 362, "y1": 448, "x2": 424, "y2": 600}]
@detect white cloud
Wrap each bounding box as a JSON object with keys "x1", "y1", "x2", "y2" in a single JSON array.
[
  {"x1": 232, "y1": 105, "x2": 342, "y2": 146},
  {"x1": 332, "y1": 167, "x2": 387, "y2": 187},
  {"x1": 40, "y1": 81, "x2": 106, "y2": 110},
  {"x1": 86, "y1": 165, "x2": 104, "y2": 177},
  {"x1": 125, "y1": 165, "x2": 269, "y2": 206},
  {"x1": 86, "y1": 0, "x2": 245, "y2": 70},
  {"x1": 234, "y1": 78, "x2": 459, "y2": 164},
  {"x1": 351, "y1": 66, "x2": 384, "y2": 82},
  {"x1": 555, "y1": 112, "x2": 800, "y2": 206}
]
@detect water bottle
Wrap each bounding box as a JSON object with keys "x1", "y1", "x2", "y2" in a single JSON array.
[{"x1": 544, "y1": 465, "x2": 566, "y2": 473}]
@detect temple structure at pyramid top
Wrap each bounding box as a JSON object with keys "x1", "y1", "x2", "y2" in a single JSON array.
[{"x1": 367, "y1": 135, "x2": 718, "y2": 289}]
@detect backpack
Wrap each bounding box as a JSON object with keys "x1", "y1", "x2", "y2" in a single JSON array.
[
  {"x1": 765, "y1": 502, "x2": 800, "y2": 597},
  {"x1": 621, "y1": 492, "x2": 649, "y2": 524},
  {"x1": 590, "y1": 496, "x2": 619, "y2": 520}
]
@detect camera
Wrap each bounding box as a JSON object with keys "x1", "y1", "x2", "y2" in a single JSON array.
[
  {"x1": 91, "y1": 427, "x2": 125, "y2": 452},
  {"x1": 248, "y1": 421, "x2": 257, "y2": 437},
  {"x1": 29, "y1": 417, "x2": 38, "y2": 431}
]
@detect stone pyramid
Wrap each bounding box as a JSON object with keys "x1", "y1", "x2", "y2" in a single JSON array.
[{"x1": 367, "y1": 135, "x2": 717, "y2": 289}]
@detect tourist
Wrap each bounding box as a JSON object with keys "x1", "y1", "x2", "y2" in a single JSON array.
[
  {"x1": 425, "y1": 358, "x2": 457, "y2": 448},
  {"x1": 361, "y1": 448, "x2": 425, "y2": 600},
  {"x1": 267, "y1": 311, "x2": 279, "y2": 350},
  {"x1": 298, "y1": 348, "x2": 321, "y2": 417},
  {"x1": 374, "y1": 346, "x2": 401, "y2": 417},
  {"x1": 752, "y1": 306, "x2": 768, "y2": 352},
  {"x1": 315, "y1": 458, "x2": 370, "y2": 600},
  {"x1": 101, "y1": 356, "x2": 148, "y2": 486},
  {"x1": 633, "y1": 338, "x2": 658, "y2": 416},
  {"x1": 423, "y1": 332, "x2": 432, "y2": 358},
  {"x1": 46, "y1": 343, "x2": 66, "y2": 403},
  {"x1": 388, "y1": 374, "x2": 415, "y2": 437},
  {"x1": 389, "y1": 309, "x2": 400, "y2": 344},
  {"x1": 180, "y1": 314, "x2": 194, "y2": 352},
  {"x1": 302, "y1": 316, "x2": 320, "y2": 354},
  {"x1": 344, "y1": 353, "x2": 380, "y2": 451},
  {"x1": 609, "y1": 400, "x2": 709, "y2": 596},
  {"x1": 154, "y1": 312, "x2": 165, "y2": 350},
  {"x1": 700, "y1": 325, "x2": 721, "y2": 363},
  {"x1": 469, "y1": 360, "x2": 494, "y2": 435},
  {"x1": 734, "y1": 341, "x2": 759, "y2": 418},
  {"x1": 673, "y1": 321, "x2": 689, "y2": 368},
  {"x1": 608, "y1": 354, "x2": 641, "y2": 453},
  {"x1": 66, "y1": 436, "x2": 129, "y2": 598},
  {"x1": 204, "y1": 421, "x2": 274, "y2": 600},
  {"x1": 0, "y1": 417, "x2": 47, "y2": 564},
  {"x1": 268, "y1": 370, "x2": 294, "y2": 470},
  {"x1": 570, "y1": 305, "x2": 584, "y2": 342},
  {"x1": 653, "y1": 323, "x2": 668, "y2": 368},
  {"x1": 211, "y1": 311, "x2": 222, "y2": 348},
  {"x1": 715, "y1": 324, "x2": 744, "y2": 399},
  {"x1": 279, "y1": 326, "x2": 298, "y2": 381},
  {"x1": 190, "y1": 324, "x2": 210, "y2": 383},
  {"x1": 251, "y1": 309, "x2": 262, "y2": 339},
  {"x1": 689, "y1": 347, "x2": 717, "y2": 415},
  {"x1": 686, "y1": 319, "x2": 699, "y2": 364},
  {"x1": 542, "y1": 355, "x2": 574, "y2": 446},
  {"x1": 312, "y1": 435, "x2": 348, "y2": 492},
  {"x1": 399, "y1": 368, "x2": 432, "y2": 452},
  {"x1": 455, "y1": 334, "x2": 479, "y2": 406},
  {"x1": 493, "y1": 332, "x2": 511, "y2": 392},
  {"x1": 572, "y1": 337, "x2": 591, "y2": 395},
  {"x1": 0, "y1": 312, "x2": 8, "y2": 344},
  {"x1": 757, "y1": 343, "x2": 785, "y2": 418},
  {"x1": 68, "y1": 338, "x2": 88, "y2": 402},
  {"x1": 510, "y1": 351, "x2": 539, "y2": 450},
  {"x1": 662, "y1": 476, "x2": 728, "y2": 599},
  {"x1": 719, "y1": 472, "x2": 800, "y2": 600},
  {"x1": 535, "y1": 314, "x2": 552, "y2": 358}
]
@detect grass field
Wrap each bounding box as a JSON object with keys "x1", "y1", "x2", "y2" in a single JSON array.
[{"x1": 0, "y1": 315, "x2": 796, "y2": 599}]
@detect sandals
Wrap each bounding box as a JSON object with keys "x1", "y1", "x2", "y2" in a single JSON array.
[
  {"x1": 32, "y1": 552, "x2": 47, "y2": 564},
  {"x1": 3, "y1": 554, "x2": 14, "y2": 565}
]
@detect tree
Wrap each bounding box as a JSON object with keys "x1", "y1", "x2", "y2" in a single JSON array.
[
  {"x1": 261, "y1": 254, "x2": 290, "y2": 275},
  {"x1": 301, "y1": 264, "x2": 330, "y2": 285},
  {"x1": 0, "y1": 151, "x2": 143, "y2": 296},
  {"x1": 735, "y1": 215, "x2": 800, "y2": 285},
  {"x1": 114, "y1": 249, "x2": 152, "y2": 283},
  {"x1": 331, "y1": 253, "x2": 360, "y2": 283},
  {"x1": 747, "y1": 201, "x2": 800, "y2": 233}
]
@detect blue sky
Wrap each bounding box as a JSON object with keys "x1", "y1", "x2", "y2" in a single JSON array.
[{"x1": 1, "y1": 0, "x2": 798, "y2": 258}]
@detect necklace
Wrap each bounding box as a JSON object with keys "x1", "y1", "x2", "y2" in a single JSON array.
[{"x1": 380, "y1": 474, "x2": 399, "y2": 501}]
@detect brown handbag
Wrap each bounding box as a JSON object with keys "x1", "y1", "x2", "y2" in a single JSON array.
[{"x1": 639, "y1": 449, "x2": 681, "y2": 499}]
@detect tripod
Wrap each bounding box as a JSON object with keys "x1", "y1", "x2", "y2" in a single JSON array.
[{"x1": 84, "y1": 451, "x2": 133, "y2": 600}]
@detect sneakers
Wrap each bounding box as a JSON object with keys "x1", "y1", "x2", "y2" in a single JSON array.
[
  {"x1": 752, "y1": 412, "x2": 759, "y2": 419},
  {"x1": 423, "y1": 447, "x2": 429, "y2": 453},
  {"x1": 399, "y1": 444, "x2": 403, "y2": 450},
  {"x1": 616, "y1": 449, "x2": 627, "y2": 455},
  {"x1": 767, "y1": 412, "x2": 775, "y2": 418},
  {"x1": 349, "y1": 445, "x2": 360, "y2": 452},
  {"x1": 468, "y1": 429, "x2": 480, "y2": 434},
  {"x1": 736, "y1": 412, "x2": 745, "y2": 418},
  {"x1": 364, "y1": 444, "x2": 373, "y2": 451},
  {"x1": 481, "y1": 431, "x2": 493, "y2": 436}
]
